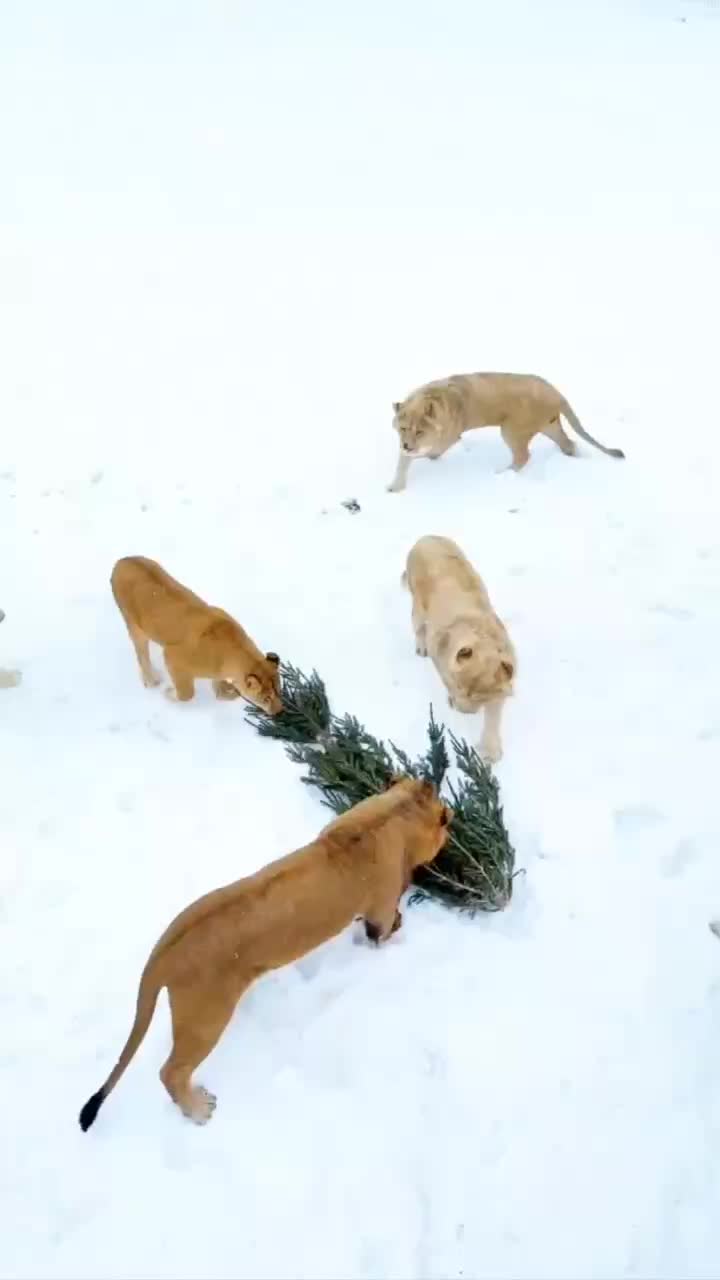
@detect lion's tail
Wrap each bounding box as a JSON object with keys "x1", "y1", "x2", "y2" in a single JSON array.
[
  {"x1": 560, "y1": 398, "x2": 625, "y2": 459},
  {"x1": 78, "y1": 963, "x2": 162, "y2": 1132}
]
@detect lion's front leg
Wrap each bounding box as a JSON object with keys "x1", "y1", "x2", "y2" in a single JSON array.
[
  {"x1": 387, "y1": 447, "x2": 412, "y2": 493},
  {"x1": 412, "y1": 605, "x2": 428, "y2": 657},
  {"x1": 478, "y1": 697, "x2": 505, "y2": 765}
]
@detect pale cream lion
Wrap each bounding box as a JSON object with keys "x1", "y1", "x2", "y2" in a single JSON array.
[
  {"x1": 388, "y1": 371, "x2": 624, "y2": 492},
  {"x1": 403, "y1": 535, "x2": 516, "y2": 764}
]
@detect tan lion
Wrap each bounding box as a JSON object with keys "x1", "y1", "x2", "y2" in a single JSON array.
[
  {"x1": 78, "y1": 777, "x2": 452, "y2": 1130},
  {"x1": 387, "y1": 371, "x2": 625, "y2": 491},
  {"x1": 110, "y1": 556, "x2": 282, "y2": 713},
  {"x1": 404, "y1": 535, "x2": 516, "y2": 764}
]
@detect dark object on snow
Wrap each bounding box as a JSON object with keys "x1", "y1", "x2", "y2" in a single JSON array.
[
  {"x1": 341, "y1": 498, "x2": 361, "y2": 514},
  {"x1": 245, "y1": 663, "x2": 516, "y2": 914}
]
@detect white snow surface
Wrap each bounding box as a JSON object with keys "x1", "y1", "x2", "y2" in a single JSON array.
[{"x1": 2, "y1": 1, "x2": 720, "y2": 1277}]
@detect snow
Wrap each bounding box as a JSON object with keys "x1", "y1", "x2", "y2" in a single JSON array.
[{"x1": 2, "y1": 0, "x2": 720, "y2": 1276}]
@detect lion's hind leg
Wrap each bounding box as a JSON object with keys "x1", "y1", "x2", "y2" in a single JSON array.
[
  {"x1": 542, "y1": 415, "x2": 577, "y2": 457},
  {"x1": 160, "y1": 981, "x2": 246, "y2": 1124}
]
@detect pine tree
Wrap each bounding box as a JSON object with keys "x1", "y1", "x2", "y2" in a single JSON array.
[{"x1": 245, "y1": 664, "x2": 516, "y2": 913}]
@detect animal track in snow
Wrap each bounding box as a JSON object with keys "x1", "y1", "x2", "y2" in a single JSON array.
[
  {"x1": 614, "y1": 805, "x2": 666, "y2": 835},
  {"x1": 662, "y1": 838, "x2": 699, "y2": 878},
  {"x1": 648, "y1": 602, "x2": 693, "y2": 621}
]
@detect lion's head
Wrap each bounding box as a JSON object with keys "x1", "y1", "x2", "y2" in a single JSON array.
[
  {"x1": 222, "y1": 649, "x2": 283, "y2": 716},
  {"x1": 395, "y1": 777, "x2": 454, "y2": 868},
  {"x1": 392, "y1": 390, "x2": 445, "y2": 457},
  {"x1": 442, "y1": 630, "x2": 515, "y2": 713}
]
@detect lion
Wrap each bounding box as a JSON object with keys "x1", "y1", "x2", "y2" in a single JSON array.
[
  {"x1": 110, "y1": 556, "x2": 282, "y2": 713},
  {"x1": 78, "y1": 777, "x2": 452, "y2": 1130},
  {"x1": 387, "y1": 371, "x2": 625, "y2": 491},
  {"x1": 404, "y1": 535, "x2": 516, "y2": 764}
]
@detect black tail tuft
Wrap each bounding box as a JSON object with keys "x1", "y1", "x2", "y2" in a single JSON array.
[
  {"x1": 610, "y1": 447, "x2": 625, "y2": 459},
  {"x1": 79, "y1": 1088, "x2": 106, "y2": 1132}
]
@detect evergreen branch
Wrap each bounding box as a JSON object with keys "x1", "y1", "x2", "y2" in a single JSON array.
[{"x1": 244, "y1": 663, "x2": 516, "y2": 914}]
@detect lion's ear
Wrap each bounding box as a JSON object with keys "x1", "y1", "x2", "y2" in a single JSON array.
[{"x1": 499, "y1": 660, "x2": 514, "y2": 680}]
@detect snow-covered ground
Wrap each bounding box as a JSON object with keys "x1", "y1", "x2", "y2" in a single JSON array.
[{"x1": 3, "y1": 1, "x2": 720, "y2": 1276}]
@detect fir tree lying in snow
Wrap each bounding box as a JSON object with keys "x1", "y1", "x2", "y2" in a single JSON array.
[{"x1": 245, "y1": 662, "x2": 516, "y2": 914}]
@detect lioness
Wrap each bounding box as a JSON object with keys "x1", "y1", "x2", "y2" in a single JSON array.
[
  {"x1": 404, "y1": 535, "x2": 516, "y2": 764},
  {"x1": 387, "y1": 371, "x2": 625, "y2": 491},
  {"x1": 111, "y1": 556, "x2": 282, "y2": 713},
  {"x1": 78, "y1": 777, "x2": 452, "y2": 1130}
]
